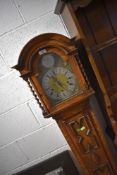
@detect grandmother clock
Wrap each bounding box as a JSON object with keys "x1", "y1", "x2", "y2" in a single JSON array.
[{"x1": 14, "y1": 33, "x2": 117, "y2": 175}]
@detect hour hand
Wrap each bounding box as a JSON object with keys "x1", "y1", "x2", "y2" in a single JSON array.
[{"x1": 53, "y1": 77, "x2": 65, "y2": 90}]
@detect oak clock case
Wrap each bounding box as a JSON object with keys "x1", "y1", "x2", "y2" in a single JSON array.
[{"x1": 14, "y1": 33, "x2": 117, "y2": 175}]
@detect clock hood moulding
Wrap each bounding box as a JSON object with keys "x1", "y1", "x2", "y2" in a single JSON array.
[{"x1": 13, "y1": 33, "x2": 76, "y2": 79}]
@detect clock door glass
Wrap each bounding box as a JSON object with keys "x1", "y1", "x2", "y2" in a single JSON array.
[{"x1": 36, "y1": 52, "x2": 81, "y2": 106}]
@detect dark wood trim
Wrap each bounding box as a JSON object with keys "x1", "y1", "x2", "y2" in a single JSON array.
[
  {"x1": 90, "y1": 36, "x2": 117, "y2": 52},
  {"x1": 55, "y1": 0, "x2": 94, "y2": 14}
]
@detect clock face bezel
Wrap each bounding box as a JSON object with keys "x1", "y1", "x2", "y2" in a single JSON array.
[
  {"x1": 30, "y1": 47, "x2": 88, "y2": 113},
  {"x1": 41, "y1": 66, "x2": 77, "y2": 100}
]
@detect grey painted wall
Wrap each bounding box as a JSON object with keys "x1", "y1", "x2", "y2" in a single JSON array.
[{"x1": 0, "y1": 1, "x2": 70, "y2": 174}]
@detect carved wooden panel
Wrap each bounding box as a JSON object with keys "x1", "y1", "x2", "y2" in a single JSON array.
[
  {"x1": 67, "y1": 115, "x2": 99, "y2": 154},
  {"x1": 63, "y1": 111, "x2": 113, "y2": 174}
]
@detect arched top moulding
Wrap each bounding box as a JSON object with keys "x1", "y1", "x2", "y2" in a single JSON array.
[{"x1": 13, "y1": 33, "x2": 76, "y2": 78}]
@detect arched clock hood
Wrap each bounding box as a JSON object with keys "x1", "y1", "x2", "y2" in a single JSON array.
[{"x1": 13, "y1": 33, "x2": 76, "y2": 79}]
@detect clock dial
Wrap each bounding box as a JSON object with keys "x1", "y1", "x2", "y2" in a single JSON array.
[
  {"x1": 41, "y1": 54, "x2": 54, "y2": 68},
  {"x1": 42, "y1": 67, "x2": 76, "y2": 100},
  {"x1": 37, "y1": 52, "x2": 81, "y2": 105}
]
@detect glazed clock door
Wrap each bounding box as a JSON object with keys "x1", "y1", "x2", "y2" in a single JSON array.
[{"x1": 37, "y1": 52, "x2": 81, "y2": 106}]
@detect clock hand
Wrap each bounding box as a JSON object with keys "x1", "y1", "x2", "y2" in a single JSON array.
[{"x1": 52, "y1": 76, "x2": 66, "y2": 90}]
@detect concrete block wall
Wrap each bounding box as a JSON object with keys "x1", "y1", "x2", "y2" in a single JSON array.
[{"x1": 0, "y1": 1, "x2": 70, "y2": 175}]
